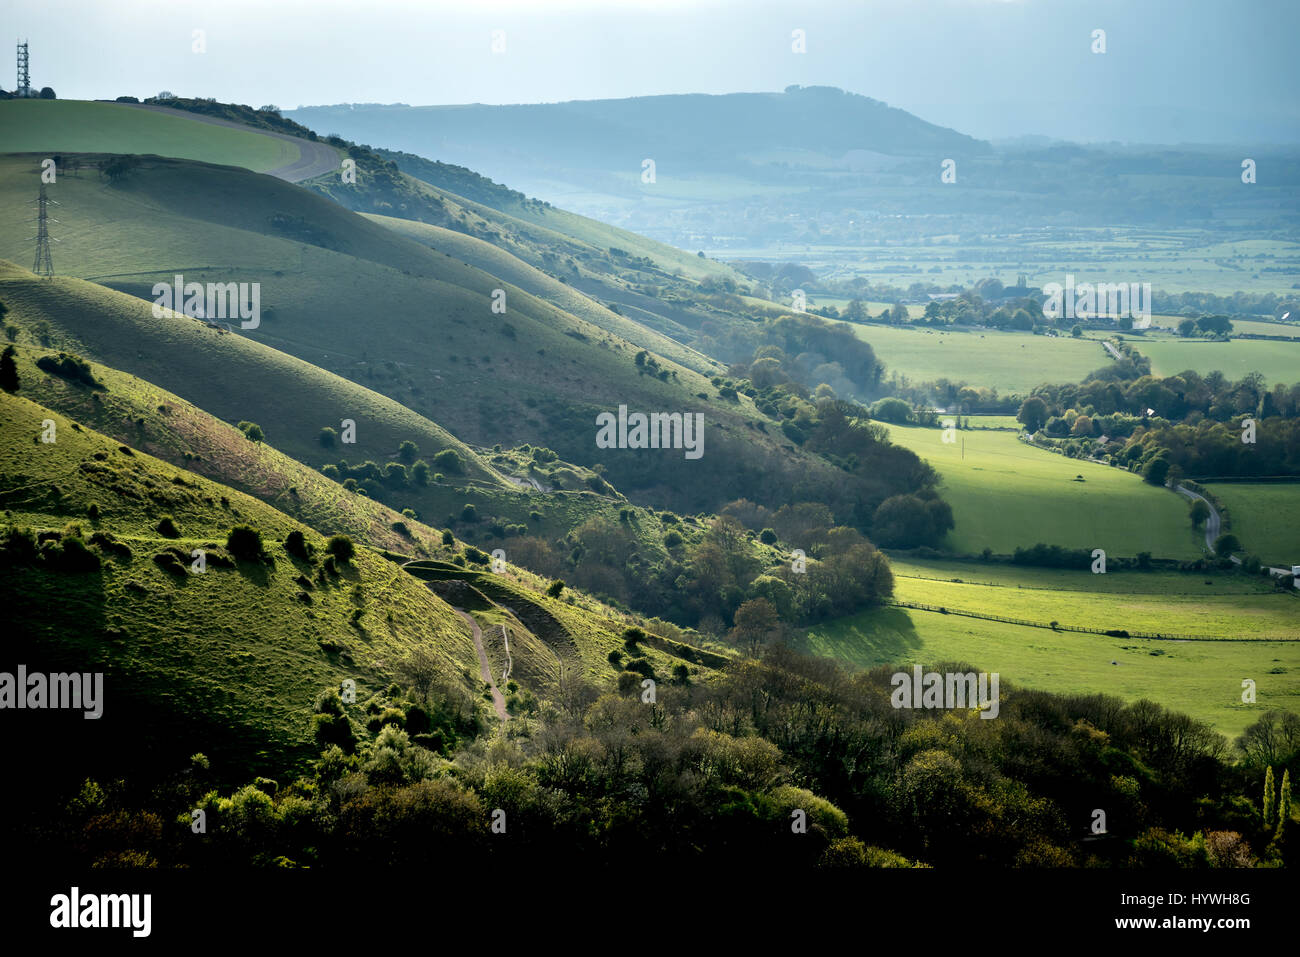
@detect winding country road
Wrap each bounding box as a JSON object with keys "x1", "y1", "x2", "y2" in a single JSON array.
[
  {"x1": 1175, "y1": 483, "x2": 1241, "y2": 564},
  {"x1": 450, "y1": 607, "x2": 508, "y2": 722},
  {"x1": 119, "y1": 103, "x2": 341, "y2": 182}
]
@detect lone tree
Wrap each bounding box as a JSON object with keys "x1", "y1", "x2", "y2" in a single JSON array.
[
  {"x1": 729, "y1": 597, "x2": 780, "y2": 656},
  {"x1": 546, "y1": 579, "x2": 565, "y2": 599},
  {"x1": 1214, "y1": 533, "x2": 1241, "y2": 558},
  {"x1": 237, "y1": 421, "x2": 264, "y2": 443},
  {"x1": 0, "y1": 345, "x2": 18, "y2": 393},
  {"x1": 1017, "y1": 396, "x2": 1049, "y2": 433},
  {"x1": 226, "y1": 524, "x2": 264, "y2": 560},
  {"x1": 1141, "y1": 454, "x2": 1171, "y2": 487},
  {"x1": 325, "y1": 534, "x2": 355, "y2": 563},
  {"x1": 1189, "y1": 499, "x2": 1210, "y2": 528}
]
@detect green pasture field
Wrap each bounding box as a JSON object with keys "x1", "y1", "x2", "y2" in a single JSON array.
[
  {"x1": 1203, "y1": 483, "x2": 1300, "y2": 567},
  {"x1": 887, "y1": 558, "x2": 1300, "y2": 639},
  {"x1": 850, "y1": 324, "x2": 1108, "y2": 394},
  {"x1": 798, "y1": 602, "x2": 1298, "y2": 740},
  {"x1": 1135, "y1": 337, "x2": 1300, "y2": 385},
  {"x1": 880, "y1": 423, "x2": 1204, "y2": 559}
]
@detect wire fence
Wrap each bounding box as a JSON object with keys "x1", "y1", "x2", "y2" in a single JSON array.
[{"x1": 882, "y1": 599, "x2": 1298, "y2": 642}]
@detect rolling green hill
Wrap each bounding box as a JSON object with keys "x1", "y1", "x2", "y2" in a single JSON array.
[
  {"x1": 0, "y1": 388, "x2": 484, "y2": 780},
  {"x1": 0, "y1": 152, "x2": 865, "y2": 518},
  {"x1": 0, "y1": 98, "x2": 325, "y2": 174}
]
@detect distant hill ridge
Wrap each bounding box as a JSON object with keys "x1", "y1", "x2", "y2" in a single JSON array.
[{"x1": 288, "y1": 86, "x2": 990, "y2": 170}]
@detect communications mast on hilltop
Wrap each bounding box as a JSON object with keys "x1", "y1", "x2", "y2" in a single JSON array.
[{"x1": 17, "y1": 40, "x2": 31, "y2": 97}]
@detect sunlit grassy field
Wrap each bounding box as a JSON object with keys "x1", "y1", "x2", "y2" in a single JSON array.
[{"x1": 881, "y1": 423, "x2": 1203, "y2": 558}]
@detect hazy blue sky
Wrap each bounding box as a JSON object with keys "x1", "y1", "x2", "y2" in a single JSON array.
[{"x1": 9, "y1": 0, "x2": 1298, "y2": 143}]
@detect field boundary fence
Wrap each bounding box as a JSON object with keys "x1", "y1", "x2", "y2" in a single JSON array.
[{"x1": 882, "y1": 599, "x2": 1298, "y2": 642}]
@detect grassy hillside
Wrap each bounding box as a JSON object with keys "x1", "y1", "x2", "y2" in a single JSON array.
[
  {"x1": 0, "y1": 99, "x2": 311, "y2": 173},
  {"x1": 0, "y1": 154, "x2": 859, "y2": 517},
  {"x1": 0, "y1": 389, "x2": 484, "y2": 781},
  {"x1": 880, "y1": 423, "x2": 1203, "y2": 558},
  {"x1": 0, "y1": 260, "x2": 506, "y2": 488},
  {"x1": 2, "y1": 337, "x2": 456, "y2": 555},
  {"x1": 365, "y1": 212, "x2": 722, "y2": 375}
]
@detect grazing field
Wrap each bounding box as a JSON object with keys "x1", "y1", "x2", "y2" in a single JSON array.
[
  {"x1": 1136, "y1": 337, "x2": 1300, "y2": 384},
  {"x1": 887, "y1": 558, "x2": 1300, "y2": 639},
  {"x1": 0, "y1": 99, "x2": 302, "y2": 172},
  {"x1": 798, "y1": 603, "x2": 1298, "y2": 740},
  {"x1": 849, "y1": 323, "x2": 1108, "y2": 394},
  {"x1": 881, "y1": 423, "x2": 1203, "y2": 558},
  {"x1": 1204, "y1": 483, "x2": 1300, "y2": 566},
  {"x1": 803, "y1": 558, "x2": 1299, "y2": 738}
]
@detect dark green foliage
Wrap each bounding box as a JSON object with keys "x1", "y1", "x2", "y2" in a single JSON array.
[
  {"x1": 546, "y1": 579, "x2": 565, "y2": 598},
  {"x1": 155, "y1": 515, "x2": 180, "y2": 538},
  {"x1": 325, "y1": 535, "x2": 355, "y2": 562},
  {"x1": 0, "y1": 345, "x2": 18, "y2": 393},
  {"x1": 237, "y1": 421, "x2": 264, "y2": 443},
  {"x1": 226, "y1": 524, "x2": 264, "y2": 560},
  {"x1": 460, "y1": 503, "x2": 478, "y2": 522},
  {"x1": 284, "y1": 530, "x2": 310, "y2": 560},
  {"x1": 35, "y1": 352, "x2": 100, "y2": 388},
  {"x1": 433, "y1": 449, "x2": 463, "y2": 474}
]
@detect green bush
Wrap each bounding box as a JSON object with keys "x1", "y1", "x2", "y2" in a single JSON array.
[
  {"x1": 226, "y1": 524, "x2": 264, "y2": 560},
  {"x1": 325, "y1": 534, "x2": 355, "y2": 562},
  {"x1": 155, "y1": 515, "x2": 180, "y2": 538},
  {"x1": 284, "y1": 529, "x2": 310, "y2": 560},
  {"x1": 546, "y1": 579, "x2": 565, "y2": 598},
  {"x1": 237, "y1": 421, "x2": 265, "y2": 443},
  {"x1": 434, "y1": 449, "x2": 464, "y2": 474}
]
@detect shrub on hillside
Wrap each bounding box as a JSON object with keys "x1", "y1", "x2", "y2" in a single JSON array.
[
  {"x1": 155, "y1": 516, "x2": 180, "y2": 538},
  {"x1": 325, "y1": 535, "x2": 355, "y2": 563},
  {"x1": 35, "y1": 352, "x2": 100, "y2": 387},
  {"x1": 226, "y1": 525, "x2": 264, "y2": 560},
  {"x1": 284, "y1": 530, "x2": 311, "y2": 560},
  {"x1": 237, "y1": 421, "x2": 265, "y2": 443},
  {"x1": 434, "y1": 449, "x2": 464, "y2": 474}
]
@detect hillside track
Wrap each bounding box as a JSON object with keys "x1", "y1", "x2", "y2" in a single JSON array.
[
  {"x1": 120, "y1": 103, "x2": 340, "y2": 181},
  {"x1": 450, "y1": 607, "x2": 508, "y2": 723}
]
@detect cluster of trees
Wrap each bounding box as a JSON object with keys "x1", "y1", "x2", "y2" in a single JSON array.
[
  {"x1": 1176, "y1": 315, "x2": 1234, "y2": 338},
  {"x1": 1020, "y1": 370, "x2": 1300, "y2": 478},
  {"x1": 504, "y1": 509, "x2": 895, "y2": 646},
  {"x1": 706, "y1": 313, "x2": 885, "y2": 397},
  {"x1": 38, "y1": 648, "x2": 1299, "y2": 870}
]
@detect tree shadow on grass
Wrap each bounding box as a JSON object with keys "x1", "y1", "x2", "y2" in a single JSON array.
[{"x1": 795, "y1": 606, "x2": 923, "y2": 671}]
